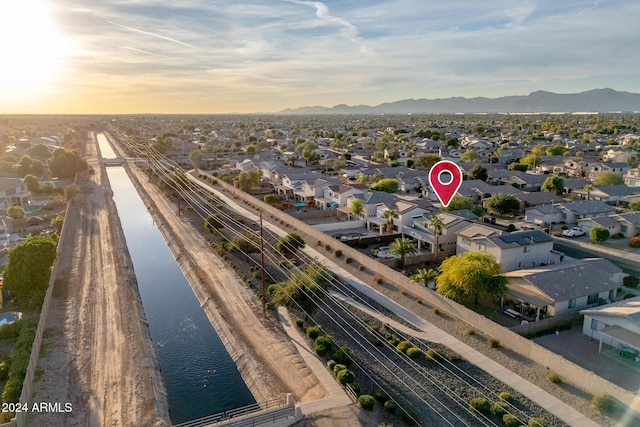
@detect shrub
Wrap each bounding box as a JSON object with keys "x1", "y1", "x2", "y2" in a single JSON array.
[
  {"x1": 548, "y1": 373, "x2": 562, "y2": 384},
  {"x1": 629, "y1": 237, "x2": 640, "y2": 248},
  {"x1": 488, "y1": 338, "x2": 500, "y2": 348},
  {"x1": 623, "y1": 275, "x2": 639, "y2": 288},
  {"x1": 266, "y1": 283, "x2": 280, "y2": 295},
  {"x1": 491, "y1": 401, "x2": 508, "y2": 416},
  {"x1": 349, "y1": 383, "x2": 361, "y2": 395},
  {"x1": 306, "y1": 325, "x2": 322, "y2": 340},
  {"x1": 432, "y1": 308, "x2": 440, "y2": 315},
  {"x1": 503, "y1": 414, "x2": 522, "y2": 427},
  {"x1": 499, "y1": 391, "x2": 513, "y2": 402},
  {"x1": 315, "y1": 343, "x2": 328, "y2": 357},
  {"x1": 327, "y1": 360, "x2": 337, "y2": 371},
  {"x1": 383, "y1": 399, "x2": 397, "y2": 413},
  {"x1": 358, "y1": 265, "x2": 365, "y2": 271},
  {"x1": 333, "y1": 364, "x2": 347, "y2": 375},
  {"x1": 388, "y1": 337, "x2": 401, "y2": 347},
  {"x1": 396, "y1": 340, "x2": 413, "y2": 354},
  {"x1": 333, "y1": 346, "x2": 353, "y2": 366},
  {"x1": 374, "y1": 276, "x2": 383, "y2": 284},
  {"x1": 465, "y1": 328, "x2": 475, "y2": 336},
  {"x1": 425, "y1": 348, "x2": 443, "y2": 362},
  {"x1": 529, "y1": 417, "x2": 548, "y2": 427},
  {"x1": 316, "y1": 335, "x2": 332, "y2": 347},
  {"x1": 507, "y1": 224, "x2": 516, "y2": 232},
  {"x1": 295, "y1": 318, "x2": 304, "y2": 328},
  {"x1": 324, "y1": 244, "x2": 331, "y2": 251},
  {"x1": 590, "y1": 226, "x2": 610, "y2": 243},
  {"x1": 374, "y1": 389, "x2": 390, "y2": 402},
  {"x1": 334, "y1": 249, "x2": 342, "y2": 258},
  {"x1": 358, "y1": 394, "x2": 375, "y2": 410},
  {"x1": 406, "y1": 347, "x2": 423, "y2": 359},
  {"x1": 336, "y1": 369, "x2": 354, "y2": 385},
  {"x1": 591, "y1": 392, "x2": 613, "y2": 413},
  {"x1": 469, "y1": 397, "x2": 491, "y2": 414}
]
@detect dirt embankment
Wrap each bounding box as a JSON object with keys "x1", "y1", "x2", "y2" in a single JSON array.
[
  {"x1": 28, "y1": 135, "x2": 170, "y2": 426},
  {"x1": 125, "y1": 164, "x2": 327, "y2": 406}
]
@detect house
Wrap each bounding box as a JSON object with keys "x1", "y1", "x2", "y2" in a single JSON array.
[
  {"x1": 573, "y1": 184, "x2": 640, "y2": 202},
  {"x1": 293, "y1": 178, "x2": 336, "y2": 205},
  {"x1": 581, "y1": 296, "x2": 640, "y2": 354},
  {"x1": 624, "y1": 169, "x2": 640, "y2": 188},
  {"x1": 454, "y1": 223, "x2": 502, "y2": 252},
  {"x1": 498, "y1": 147, "x2": 525, "y2": 165},
  {"x1": 577, "y1": 216, "x2": 621, "y2": 237},
  {"x1": 0, "y1": 178, "x2": 31, "y2": 211},
  {"x1": 402, "y1": 211, "x2": 477, "y2": 255},
  {"x1": 524, "y1": 200, "x2": 616, "y2": 225},
  {"x1": 503, "y1": 258, "x2": 623, "y2": 318},
  {"x1": 598, "y1": 162, "x2": 630, "y2": 176},
  {"x1": 457, "y1": 229, "x2": 563, "y2": 272},
  {"x1": 499, "y1": 172, "x2": 548, "y2": 192},
  {"x1": 314, "y1": 184, "x2": 367, "y2": 210},
  {"x1": 603, "y1": 149, "x2": 633, "y2": 164},
  {"x1": 396, "y1": 170, "x2": 430, "y2": 193}
]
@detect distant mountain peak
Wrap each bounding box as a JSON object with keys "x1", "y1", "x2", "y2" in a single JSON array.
[{"x1": 279, "y1": 89, "x2": 640, "y2": 115}]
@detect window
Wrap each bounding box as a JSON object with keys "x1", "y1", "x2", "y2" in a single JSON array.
[
  {"x1": 621, "y1": 224, "x2": 628, "y2": 233},
  {"x1": 568, "y1": 299, "x2": 576, "y2": 309},
  {"x1": 462, "y1": 238, "x2": 470, "y2": 246},
  {"x1": 477, "y1": 242, "x2": 486, "y2": 251},
  {"x1": 587, "y1": 294, "x2": 599, "y2": 305},
  {"x1": 591, "y1": 318, "x2": 599, "y2": 330},
  {"x1": 523, "y1": 246, "x2": 530, "y2": 253}
]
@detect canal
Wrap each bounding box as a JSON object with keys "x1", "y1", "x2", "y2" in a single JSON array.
[{"x1": 105, "y1": 166, "x2": 255, "y2": 424}]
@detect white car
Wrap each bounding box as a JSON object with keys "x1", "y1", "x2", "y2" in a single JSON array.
[{"x1": 562, "y1": 227, "x2": 586, "y2": 237}]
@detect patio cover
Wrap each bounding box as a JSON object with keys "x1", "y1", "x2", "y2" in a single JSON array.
[
  {"x1": 506, "y1": 283, "x2": 554, "y2": 308},
  {"x1": 293, "y1": 202, "x2": 308, "y2": 207},
  {"x1": 600, "y1": 325, "x2": 640, "y2": 351}
]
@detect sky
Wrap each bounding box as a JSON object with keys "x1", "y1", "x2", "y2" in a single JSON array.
[{"x1": 1, "y1": 0, "x2": 640, "y2": 114}]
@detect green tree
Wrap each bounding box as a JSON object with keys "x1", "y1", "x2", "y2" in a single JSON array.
[
  {"x1": 441, "y1": 194, "x2": 474, "y2": 212},
  {"x1": 46, "y1": 148, "x2": 88, "y2": 178},
  {"x1": 349, "y1": 199, "x2": 364, "y2": 219},
  {"x1": 414, "y1": 155, "x2": 441, "y2": 171},
  {"x1": 630, "y1": 199, "x2": 640, "y2": 211},
  {"x1": 592, "y1": 172, "x2": 624, "y2": 186},
  {"x1": 388, "y1": 237, "x2": 417, "y2": 269},
  {"x1": 541, "y1": 176, "x2": 564, "y2": 195},
  {"x1": 460, "y1": 150, "x2": 478, "y2": 162},
  {"x1": 546, "y1": 145, "x2": 568, "y2": 156},
  {"x1": 410, "y1": 268, "x2": 438, "y2": 288},
  {"x1": 468, "y1": 165, "x2": 488, "y2": 181},
  {"x1": 583, "y1": 184, "x2": 594, "y2": 201},
  {"x1": 271, "y1": 261, "x2": 334, "y2": 314},
  {"x1": 437, "y1": 251, "x2": 507, "y2": 308},
  {"x1": 508, "y1": 163, "x2": 528, "y2": 172},
  {"x1": 263, "y1": 194, "x2": 279, "y2": 204},
  {"x1": 4, "y1": 235, "x2": 58, "y2": 308},
  {"x1": 370, "y1": 178, "x2": 399, "y2": 193},
  {"x1": 188, "y1": 149, "x2": 203, "y2": 170},
  {"x1": 23, "y1": 174, "x2": 39, "y2": 193},
  {"x1": 485, "y1": 194, "x2": 520, "y2": 216},
  {"x1": 590, "y1": 227, "x2": 610, "y2": 243},
  {"x1": 275, "y1": 233, "x2": 306, "y2": 257},
  {"x1": 63, "y1": 183, "x2": 80, "y2": 201},
  {"x1": 6, "y1": 205, "x2": 25, "y2": 220},
  {"x1": 50, "y1": 214, "x2": 64, "y2": 234},
  {"x1": 204, "y1": 213, "x2": 224, "y2": 231},
  {"x1": 520, "y1": 154, "x2": 541, "y2": 168},
  {"x1": 429, "y1": 214, "x2": 446, "y2": 259}
]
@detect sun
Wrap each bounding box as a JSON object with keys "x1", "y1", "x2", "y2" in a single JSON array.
[{"x1": 0, "y1": 0, "x2": 71, "y2": 106}]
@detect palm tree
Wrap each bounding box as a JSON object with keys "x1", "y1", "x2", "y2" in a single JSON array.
[
  {"x1": 429, "y1": 214, "x2": 446, "y2": 259},
  {"x1": 584, "y1": 184, "x2": 594, "y2": 201},
  {"x1": 410, "y1": 268, "x2": 438, "y2": 289},
  {"x1": 381, "y1": 209, "x2": 396, "y2": 234},
  {"x1": 388, "y1": 237, "x2": 417, "y2": 270}
]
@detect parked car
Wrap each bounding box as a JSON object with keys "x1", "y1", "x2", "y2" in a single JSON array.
[
  {"x1": 562, "y1": 227, "x2": 586, "y2": 237},
  {"x1": 619, "y1": 345, "x2": 639, "y2": 360}
]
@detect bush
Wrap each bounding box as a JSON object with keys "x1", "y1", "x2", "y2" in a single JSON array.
[
  {"x1": 591, "y1": 392, "x2": 613, "y2": 413},
  {"x1": 295, "y1": 318, "x2": 304, "y2": 328},
  {"x1": 469, "y1": 397, "x2": 491, "y2": 414},
  {"x1": 499, "y1": 391, "x2": 513, "y2": 402},
  {"x1": 315, "y1": 343, "x2": 328, "y2": 357},
  {"x1": 465, "y1": 328, "x2": 475, "y2": 336},
  {"x1": 507, "y1": 224, "x2": 516, "y2": 232},
  {"x1": 383, "y1": 399, "x2": 397, "y2": 413},
  {"x1": 333, "y1": 346, "x2": 353, "y2": 366},
  {"x1": 333, "y1": 364, "x2": 347, "y2": 375},
  {"x1": 345, "y1": 257, "x2": 353, "y2": 264},
  {"x1": 306, "y1": 325, "x2": 322, "y2": 340},
  {"x1": 406, "y1": 347, "x2": 423, "y2": 359},
  {"x1": 503, "y1": 414, "x2": 522, "y2": 427},
  {"x1": 358, "y1": 394, "x2": 375, "y2": 410},
  {"x1": 315, "y1": 335, "x2": 332, "y2": 349},
  {"x1": 529, "y1": 417, "x2": 548, "y2": 427},
  {"x1": 396, "y1": 340, "x2": 413, "y2": 354},
  {"x1": 334, "y1": 249, "x2": 342, "y2": 258},
  {"x1": 629, "y1": 237, "x2": 640, "y2": 248},
  {"x1": 623, "y1": 275, "x2": 639, "y2": 288},
  {"x1": 548, "y1": 373, "x2": 562, "y2": 384},
  {"x1": 349, "y1": 382, "x2": 361, "y2": 395},
  {"x1": 488, "y1": 338, "x2": 500, "y2": 348},
  {"x1": 425, "y1": 348, "x2": 443, "y2": 362},
  {"x1": 336, "y1": 369, "x2": 354, "y2": 385},
  {"x1": 374, "y1": 276, "x2": 383, "y2": 284},
  {"x1": 590, "y1": 226, "x2": 610, "y2": 243},
  {"x1": 491, "y1": 401, "x2": 508, "y2": 416},
  {"x1": 327, "y1": 360, "x2": 337, "y2": 371},
  {"x1": 373, "y1": 389, "x2": 390, "y2": 402}
]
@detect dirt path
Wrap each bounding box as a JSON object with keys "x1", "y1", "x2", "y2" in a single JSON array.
[
  {"x1": 27, "y1": 135, "x2": 169, "y2": 426},
  {"x1": 126, "y1": 164, "x2": 328, "y2": 407}
]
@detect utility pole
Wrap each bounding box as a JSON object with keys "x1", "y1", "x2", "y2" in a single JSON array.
[{"x1": 260, "y1": 211, "x2": 266, "y2": 316}]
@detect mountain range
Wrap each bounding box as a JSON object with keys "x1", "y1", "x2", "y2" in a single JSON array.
[{"x1": 277, "y1": 88, "x2": 640, "y2": 115}]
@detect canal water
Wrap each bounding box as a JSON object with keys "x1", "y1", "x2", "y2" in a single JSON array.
[{"x1": 105, "y1": 166, "x2": 256, "y2": 424}]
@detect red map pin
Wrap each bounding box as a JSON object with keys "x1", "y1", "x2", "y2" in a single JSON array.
[{"x1": 428, "y1": 160, "x2": 463, "y2": 207}]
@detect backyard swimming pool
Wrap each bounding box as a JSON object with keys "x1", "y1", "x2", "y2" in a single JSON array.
[{"x1": 0, "y1": 312, "x2": 21, "y2": 326}]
